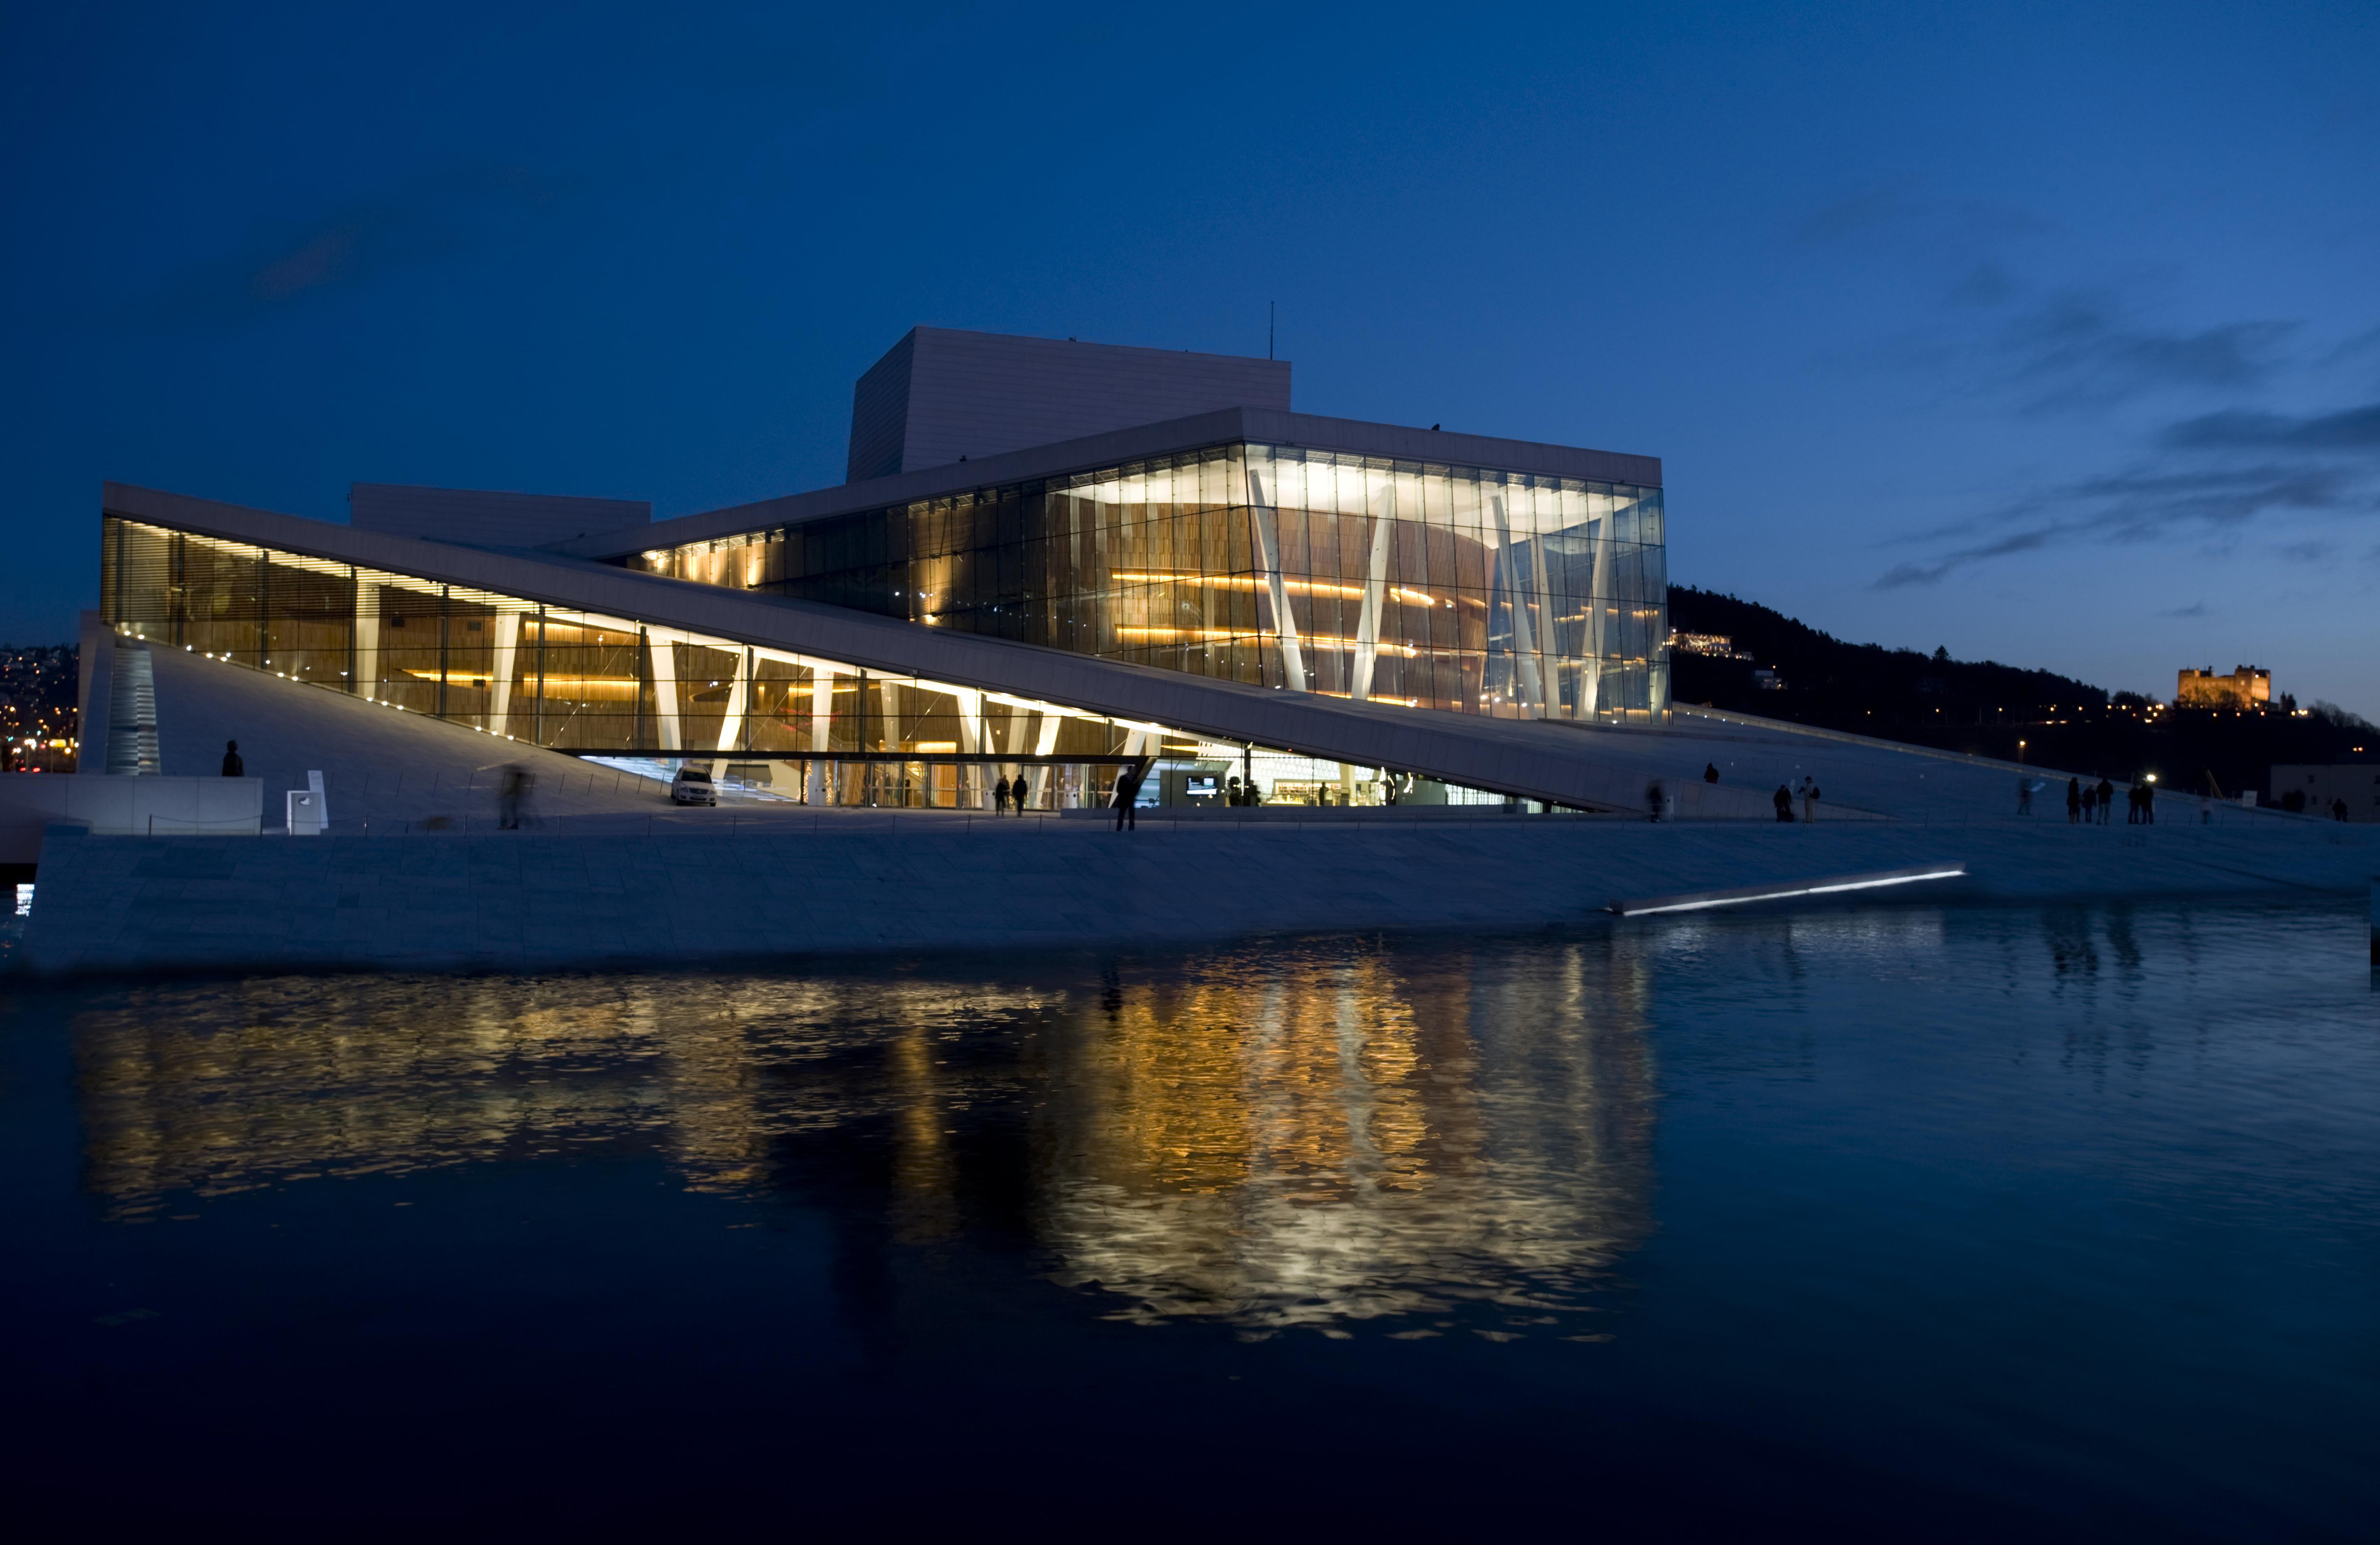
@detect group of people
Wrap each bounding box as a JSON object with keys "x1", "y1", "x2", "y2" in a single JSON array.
[
  {"x1": 1663, "y1": 763, "x2": 1824, "y2": 822},
  {"x1": 1771, "y1": 776, "x2": 1823, "y2": 822},
  {"x1": 2062, "y1": 775, "x2": 2153, "y2": 824}
]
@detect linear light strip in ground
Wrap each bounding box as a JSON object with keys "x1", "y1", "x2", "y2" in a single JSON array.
[{"x1": 1611, "y1": 865, "x2": 1968, "y2": 917}]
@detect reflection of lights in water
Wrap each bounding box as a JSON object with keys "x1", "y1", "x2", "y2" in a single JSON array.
[
  {"x1": 69, "y1": 944, "x2": 1656, "y2": 1333},
  {"x1": 1642, "y1": 909, "x2": 1949, "y2": 961},
  {"x1": 1031, "y1": 948, "x2": 1656, "y2": 1330}
]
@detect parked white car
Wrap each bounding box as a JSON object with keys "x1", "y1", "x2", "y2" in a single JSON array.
[{"x1": 671, "y1": 764, "x2": 717, "y2": 806}]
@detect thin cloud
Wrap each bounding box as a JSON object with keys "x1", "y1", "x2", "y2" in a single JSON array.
[
  {"x1": 2000, "y1": 291, "x2": 2295, "y2": 409},
  {"x1": 2318, "y1": 324, "x2": 2380, "y2": 367},
  {"x1": 1875, "y1": 464, "x2": 2361, "y2": 587},
  {"x1": 1797, "y1": 184, "x2": 1920, "y2": 242},
  {"x1": 140, "y1": 166, "x2": 568, "y2": 331},
  {"x1": 1795, "y1": 181, "x2": 2049, "y2": 248},
  {"x1": 2158, "y1": 601, "x2": 2209, "y2": 617},
  {"x1": 1946, "y1": 261, "x2": 2017, "y2": 308},
  {"x1": 2163, "y1": 402, "x2": 2380, "y2": 453}
]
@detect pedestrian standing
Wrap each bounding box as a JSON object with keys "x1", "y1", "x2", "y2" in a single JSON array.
[
  {"x1": 2066, "y1": 777, "x2": 2082, "y2": 824},
  {"x1": 1803, "y1": 779, "x2": 1822, "y2": 823},
  {"x1": 993, "y1": 773, "x2": 1010, "y2": 815},
  {"x1": 1703, "y1": 762, "x2": 1720, "y2": 784},
  {"x1": 2095, "y1": 777, "x2": 2115, "y2": 825},
  {"x1": 2082, "y1": 783, "x2": 2097, "y2": 823},
  {"x1": 1112, "y1": 764, "x2": 1140, "y2": 831},
  {"x1": 221, "y1": 739, "x2": 244, "y2": 777},
  {"x1": 1013, "y1": 773, "x2": 1031, "y2": 814},
  {"x1": 1773, "y1": 784, "x2": 1793, "y2": 822},
  {"x1": 2017, "y1": 775, "x2": 2033, "y2": 816},
  {"x1": 1647, "y1": 779, "x2": 1665, "y2": 823},
  {"x1": 2140, "y1": 780, "x2": 2155, "y2": 825}
]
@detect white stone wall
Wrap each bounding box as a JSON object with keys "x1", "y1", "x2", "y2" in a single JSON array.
[{"x1": 20, "y1": 815, "x2": 2377, "y2": 977}]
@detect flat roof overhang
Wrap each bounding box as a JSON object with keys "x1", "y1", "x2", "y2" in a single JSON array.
[
  {"x1": 102, "y1": 481, "x2": 1742, "y2": 817},
  {"x1": 552, "y1": 406, "x2": 1663, "y2": 561}
]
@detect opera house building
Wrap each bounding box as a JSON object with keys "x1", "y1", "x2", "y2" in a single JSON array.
[{"x1": 93, "y1": 327, "x2": 1672, "y2": 814}]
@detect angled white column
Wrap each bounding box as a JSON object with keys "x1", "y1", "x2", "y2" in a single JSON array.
[
  {"x1": 648, "y1": 632, "x2": 683, "y2": 752},
  {"x1": 489, "y1": 610, "x2": 520, "y2": 734},
  {"x1": 1490, "y1": 496, "x2": 1545, "y2": 717},
  {"x1": 1581, "y1": 510, "x2": 1611, "y2": 719},
  {"x1": 956, "y1": 687, "x2": 986, "y2": 807},
  {"x1": 355, "y1": 581, "x2": 381, "y2": 697},
  {"x1": 714, "y1": 645, "x2": 750, "y2": 753},
  {"x1": 807, "y1": 665, "x2": 832, "y2": 802},
  {"x1": 1246, "y1": 469, "x2": 1308, "y2": 692},
  {"x1": 1349, "y1": 481, "x2": 1396, "y2": 702},
  {"x1": 1528, "y1": 522, "x2": 1559, "y2": 719},
  {"x1": 1026, "y1": 710, "x2": 1061, "y2": 808}
]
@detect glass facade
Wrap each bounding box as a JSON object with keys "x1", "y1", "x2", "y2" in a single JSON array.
[
  {"x1": 628, "y1": 441, "x2": 1668, "y2": 723},
  {"x1": 98, "y1": 514, "x2": 1534, "y2": 810}
]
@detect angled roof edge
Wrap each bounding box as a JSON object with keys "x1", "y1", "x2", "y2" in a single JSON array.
[
  {"x1": 98, "y1": 480, "x2": 1739, "y2": 817},
  {"x1": 554, "y1": 407, "x2": 1662, "y2": 561}
]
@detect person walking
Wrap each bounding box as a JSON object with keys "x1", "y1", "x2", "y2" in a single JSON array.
[
  {"x1": 221, "y1": 739, "x2": 244, "y2": 777},
  {"x1": 2017, "y1": 775, "x2": 2033, "y2": 816},
  {"x1": 993, "y1": 773, "x2": 1010, "y2": 815},
  {"x1": 1703, "y1": 762, "x2": 1720, "y2": 784},
  {"x1": 1773, "y1": 783, "x2": 1794, "y2": 822},
  {"x1": 1647, "y1": 779, "x2": 1666, "y2": 823},
  {"x1": 1112, "y1": 763, "x2": 1142, "y2": 832},
  {"x1": 497, "y1": 764, "x2": 533, "y2": 830},
  {"x1": 2095, "y1": 777, "x2": 2115, "y2": 825},
  {"x1": 2334, "y1": 796, "x2": 2351, "y2": 822},
  {"x1": 2066, "y1": 776, "x2": 2082, "y2": 824}
]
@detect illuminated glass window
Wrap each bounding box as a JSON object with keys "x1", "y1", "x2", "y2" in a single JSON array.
[{"x1": 621, "y1": 442, "x2": 1668, "y2": 724}]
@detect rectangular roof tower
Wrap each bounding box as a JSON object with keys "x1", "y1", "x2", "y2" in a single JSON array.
[{"x1": 846, "y1": 327, "x2": 1292, "y2": 483}]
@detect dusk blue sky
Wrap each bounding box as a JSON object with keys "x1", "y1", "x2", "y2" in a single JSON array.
[{"x1": 6, "y1": 2, "x2": 2375, "y2": 711}]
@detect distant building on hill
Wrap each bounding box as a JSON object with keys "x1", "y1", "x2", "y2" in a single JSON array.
[
  {"x1": 2178, "y1": 665, "x2": 2270, "y2": 709},
  {"x1": 1667, "y1": 630, "x2": 1750, "y2": 660}
]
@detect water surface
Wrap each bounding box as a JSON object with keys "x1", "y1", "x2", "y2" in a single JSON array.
[{"x1": 3, "y1": 901, "x2": 2374, "y2": 1535}]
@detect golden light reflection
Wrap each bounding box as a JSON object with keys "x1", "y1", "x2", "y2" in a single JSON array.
[{"x1": 71, "y1": 942, "x2": 1655, "y2": 1334}]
